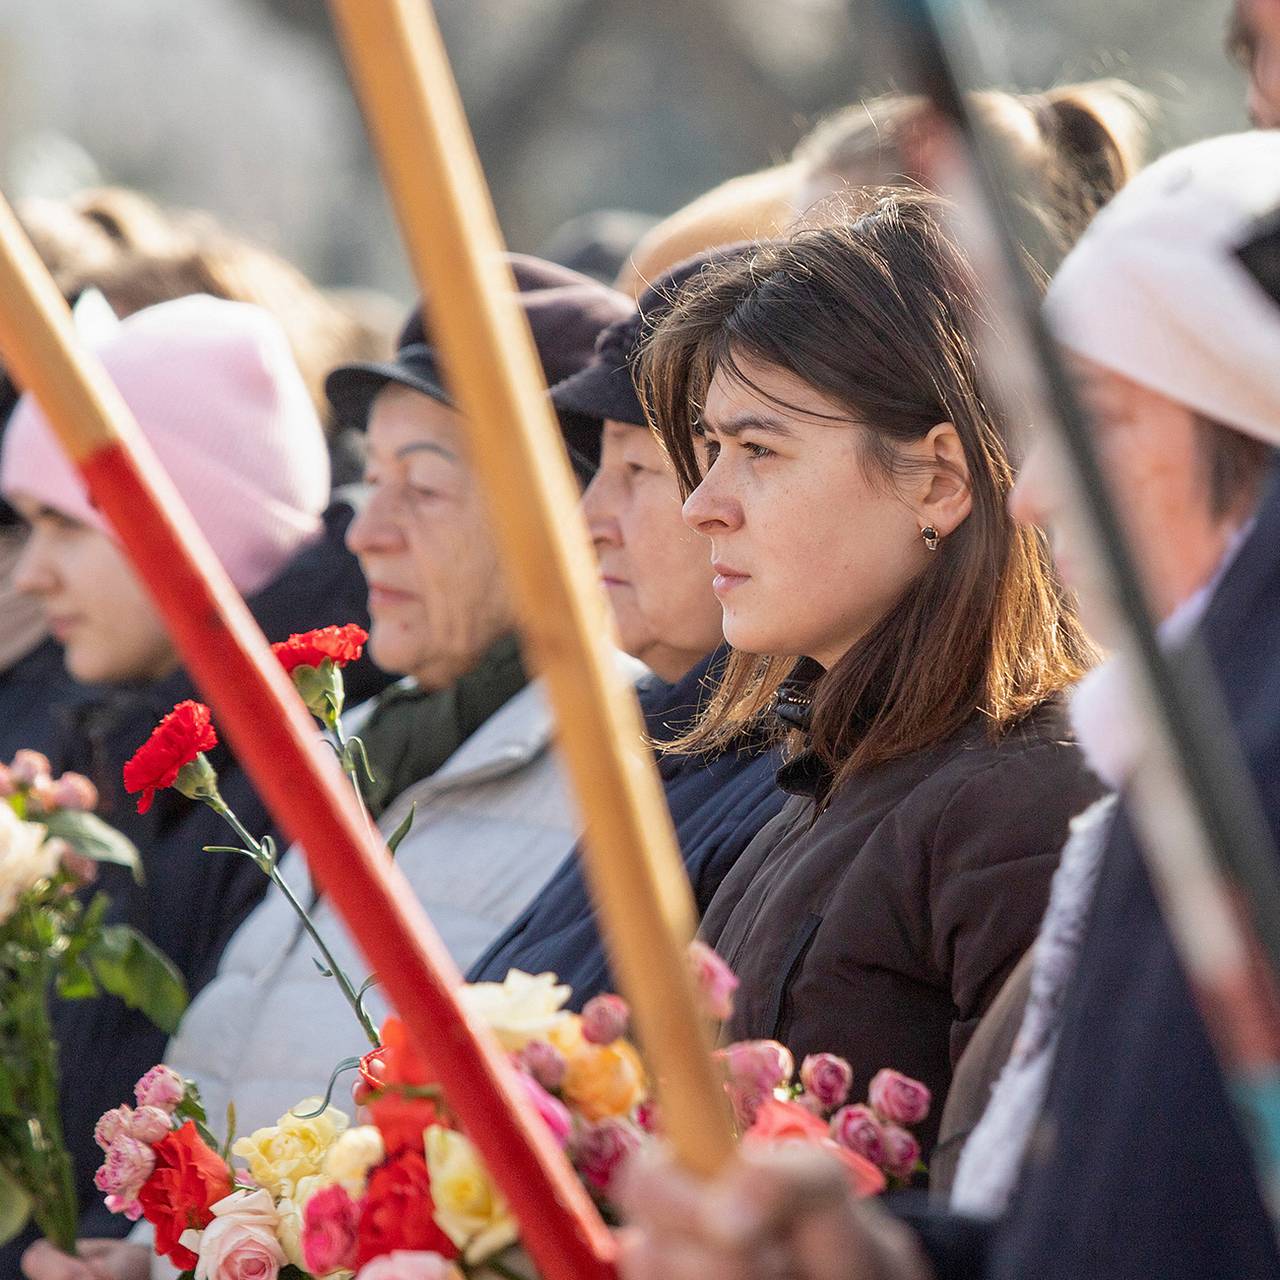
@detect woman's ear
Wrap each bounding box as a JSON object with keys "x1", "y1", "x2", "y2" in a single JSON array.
[{"x1": 915, "y1": 421, "x2": 973, "y2": 535}]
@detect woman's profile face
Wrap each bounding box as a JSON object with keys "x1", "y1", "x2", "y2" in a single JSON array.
[
  {"x1": 10, "y1": 499, "x2": 176, "y2": 684},
  {"x1": 681, "y1": 356, "x2": 933, "y2": 669},
  {"x1": 582, "y1": 420, "x2": 724, "y2": 682}
]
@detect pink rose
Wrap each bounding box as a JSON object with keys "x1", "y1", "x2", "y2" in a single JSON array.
[
  {"x1": 799, "y1": 1053, "x2": 853, "y2": 1112},
  {"x1": 717, "y1": 1040, "x2": 795, "y2": 1093},
  {"x1": 355, "y1": 1251, "x2": 460, "y2": 1280},
  {"x1": 572, "y1": 1117, "x2": 643, "y2": 1195},
  {"x1": 52, "y1": 771, "x2": 98, "y2": 812},
  {"x1": 129, "y1": 1105, "x2": 173, "y2": 1144},
  {"x1": 725, "y1": 1080, "x2": 769, "y2": 1129},
  {"x1": 867, "y1": 1069, "x2": 931, "y2": 1127},
  {"x1": 830, "y1": 1104, "x2": 888, "y2": 1167},
  {"x1": 94, "y1": 1135, "x2": 156, "y2": 1201},
  {"x1": 688, "y1": 940, "x2": 739, "y2": 1021},
  {"x1": 135, "y1": 1064, "x2": 186, "y2": 1112},
  {"x1": 882, "y1": 1124, "x2": 921, "y2": 1181},
  {"x1": 518, "y1": 1070, "x2": 573, "y2": 1147},
  {"x1": 581, "y1": 994, "x2": 630, "y2": 1045},
  {"x1": 517, "y1": 1039, "x2": 566, "y2": 1092},
  {"x1": 302, "y1": 1184, "x2": 360, "y2": 1275},
  {"x1": 95, "y1": 1105, "x2": 134, "y2": 1152},
  {"x1": 10, "y1": 750, "x2": 51, "y2": 788},
  {"x1": 193, "y1": 1189, "x2": 286, "y2": 1280}
]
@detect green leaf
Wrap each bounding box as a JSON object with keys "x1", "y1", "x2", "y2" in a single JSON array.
[
  {"x1": 55, "y1": 957, "x2": 98, "y2": 1001},
  {"x1": 0, "y1": 1165, "x2": 31, "y2": 1248},
  {"x1": 386, "y1": 803, "x2": 415, "y2": 858},
  {"x1": 42, "y1": 810, "x2": 144, "y2": 884},
  {"x1": 85, "y1": 926, "x2": 188, "y2": 1035}
]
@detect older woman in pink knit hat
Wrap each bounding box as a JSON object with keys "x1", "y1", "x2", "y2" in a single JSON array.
[{"x1": 0, "y1": 292, "x2": 341, "y2": 1271}]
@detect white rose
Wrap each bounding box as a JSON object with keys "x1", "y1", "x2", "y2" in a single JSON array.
[
  {"x1": 0, "y1": 805, "x2": 58, "y2": 925},
  {"x1": 458, "y1": 970, "x2": 571, "y2": 1051},
  {"x1": 188, "y1": 1188, "x2": 286, "y2": 1280},
  {"x1": 323, "y1": 1125, "x2": 384, "y2": 1192}
]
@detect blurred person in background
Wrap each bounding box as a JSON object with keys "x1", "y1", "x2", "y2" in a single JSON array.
[
  {"x1": 1231, "y1": 0, "x2": 1280, "y2": 125},
  {"x1": 619, "y1": 129, "x2": 1280, "y2": 1280},
  {"x1": 470, "y1": 247, "x2": 787, "y2": 1002},
  {"x1": 615, "y1": 79, "x2": 1149, "y2": 294},
  {"x1": 0, "y1": 294, "x2": 343, "y2": 1269}
]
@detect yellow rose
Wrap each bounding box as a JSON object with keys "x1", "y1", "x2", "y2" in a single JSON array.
[
  {"x1": 231, "y1": 1101, "x2": 348, "y2": 1200},
  {"x1": 549, "y1": 1017, "x2": 647, "y2": 1122},
  {"x1": 322, "y1": 1124, "x2": 385, "y2": 1193},
  {"x1": 458, "y1": 970, "x2": 572, "y2": 1052},
  {"x1": 424, "y1": 1126, "x2": 519, "y2": 1264}
]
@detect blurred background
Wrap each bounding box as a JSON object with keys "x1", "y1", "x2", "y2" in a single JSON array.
[{"x1": 0, "y1": 0, "x2": 1249, "y2": 300}]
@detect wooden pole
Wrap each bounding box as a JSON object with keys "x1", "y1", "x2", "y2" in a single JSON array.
[
  {"x1": 0, "y1": 194, "x2": 617, "y2": 1280},
  {"x1": 328, "y1": 0, "x2": 735, "y2": 1177}
]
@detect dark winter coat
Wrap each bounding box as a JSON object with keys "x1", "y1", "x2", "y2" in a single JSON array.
[
  {"x1": 703, "y1": 682, "x2": 1102, "y2": 1152},
  {"x1": 467, "y1": 647, "x2": 786, "y2": 1006},
  {"x1": 0, "y1": 496, "x2": 389, "y2": 1264},
  {"x1": 903, "y1": 462, "x2": 1280, "y2": 1280},
  {"x1": 0, "y1": 636, "x2": 87, "y2": 763}
]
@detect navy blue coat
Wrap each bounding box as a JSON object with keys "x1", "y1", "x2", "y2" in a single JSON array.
[
  {"x1": 907, "y1": 460, "x2": 1280, "y2": 1280},
  {"x1": 467, "y1": 648, "x2": 785, "y2": 1006}
]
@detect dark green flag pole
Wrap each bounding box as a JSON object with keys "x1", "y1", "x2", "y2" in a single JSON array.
[{"x1": 867, "y1": 0, "x2": 1280, "y2": 1227}]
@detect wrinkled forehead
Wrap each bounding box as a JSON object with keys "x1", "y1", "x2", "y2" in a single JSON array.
[{"x1": 366, "y1": 383, "x2": 468, "y2": 466}]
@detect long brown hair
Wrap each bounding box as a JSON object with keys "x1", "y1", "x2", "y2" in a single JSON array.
[{"x1": 639, "y1": 192, "x2": 1094, "y2": 789}]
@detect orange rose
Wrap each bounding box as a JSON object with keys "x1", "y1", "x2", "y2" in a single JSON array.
[
  {"x1": 549, "y1": 1016, "x2": 646, "y2": 1122},
  {"x1": 745, "y1": 1099, "x2": 886, "y2": 1199}
]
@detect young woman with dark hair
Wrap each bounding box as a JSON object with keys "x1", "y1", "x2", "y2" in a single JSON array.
[{"x1": 640, "y1": 193, "x2": 1103, "y2": 1148}]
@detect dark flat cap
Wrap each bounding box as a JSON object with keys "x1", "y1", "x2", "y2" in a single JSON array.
[
  {"x1": 550, "y1": 242, "x2": 755, "y2": 430},
  {"x1": 325, "y1": 254, "x2": 632, "y2": 479}
]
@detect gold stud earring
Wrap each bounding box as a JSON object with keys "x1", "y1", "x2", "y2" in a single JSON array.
[{"x1": 921, "y1": 525, "x2": 940, "y2": 551}]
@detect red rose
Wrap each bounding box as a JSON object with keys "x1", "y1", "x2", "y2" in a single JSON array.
[
  {"x1": 271, "y1": 624, "x2": 368, "y2": 675},
  {"x1": 356, "y1": 1148, "x2": 458, "y2": 1267},
  {"x1": 136, "y1": 1121, "x2": 233, "y2": 1269},
  {"x1": 122, "y1": 702, "x2": 218, "y2": 815}
]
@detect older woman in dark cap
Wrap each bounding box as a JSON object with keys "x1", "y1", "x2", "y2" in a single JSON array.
[{"x1": 469, "y1": 249, "x2": 786, "y2": 1005}]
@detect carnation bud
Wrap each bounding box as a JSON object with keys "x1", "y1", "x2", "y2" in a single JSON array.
[
  {"x1": 581, "y1": 993, "x2": 630, "y2": 1045},
  {"x1": 518, "y1": 1039, "x2": 567, "y2": 1092},
  {"x1": 867, "y1": 1069, "x2": 931, "y2": 1127},
  {"x1": 172, "y1": 754, "x2": 221, "y2": 806},
  {"x1": 717, "y1": 1040, "x2": 795, "y2": 1093},
  {"x1": 128, "y1": 1105, "x2": 172, "y2": 1144},
  {"x1": 94, "y1": 1105, "x2": 134, "y2": 1152},
  {"x1": 572, "y1": 1117, "x2": 643, "y2": 1195},
  {"x1": 688, "y1": 940, "x2": 739, "y2": 1021},
  {"x1": 134, "y1": 1064, "x2": 185, "y2": 1113},
  {"x1": 799, "y1": 1053, "x2": 854, "y2": 1112},
  {"x1": 830, "y1": 1104, "x2": 888, "y2": 1167},
  {"x1": 882, "y1": 1124, "x2": 922, "y2": 1181},
  {"x1": 52, "y1": 771, "x2": 98, "y2": 812},
  {"x1": 10, "y1": 750, "x2": 51, "y2": 788}
]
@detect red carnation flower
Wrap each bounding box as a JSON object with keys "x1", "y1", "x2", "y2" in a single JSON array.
[
  {"x1": 271, "y1": 624, "x2": 368, "y2": 675},
  {"x1": 122, "y1": 702, "x2": 218, "y2": 815},
  {"x1": 137, "y1": 1121, "x2": 234, "y2": 1269},
  {"x1": 355, "y1": 1147, "x2": 458, "y2": 1266}
]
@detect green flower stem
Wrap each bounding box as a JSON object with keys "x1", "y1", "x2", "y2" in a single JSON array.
[
  {"x1": 331, "y1": 716, "x2": 377, "y2": 840},
  {"x1": 208, "y1": 798, "x2": 380, "y2": 1048}
]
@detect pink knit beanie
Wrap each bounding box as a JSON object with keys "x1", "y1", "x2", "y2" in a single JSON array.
[{"x1": 0, "y1": 294, "x2": 330, "y2": 597}]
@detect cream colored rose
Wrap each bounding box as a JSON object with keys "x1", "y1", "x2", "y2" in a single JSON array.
[
  {"x1": 0, "y1": 806, "x2": 58, "y2": 925},
  {"x1": 458, "y1": 970, "x2": 571, "y2": 1052},
  {"x1": 181, "y1": 1188, "x2": 286, "y2": 1280},
  {"x1": 231, "y1": 1101, "x2": 348, "y2": 1200},
  {"x1": 424, "y1": 1126, "x2": 519, "y2": 1264},
  {"x1": 274, "y1": 1172, "x2": 335, "y2": 1271},
  {"x1": 322, "y1": 1124, "x2": 385, "y2": 1193}
]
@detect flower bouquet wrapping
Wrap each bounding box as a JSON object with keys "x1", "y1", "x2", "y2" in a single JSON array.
[{"x1": 0, "y1": 752, "x2": 188, "y2": 1252}]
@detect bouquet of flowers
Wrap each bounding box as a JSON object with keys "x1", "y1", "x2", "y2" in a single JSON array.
[{"x1": 0, "y1": 752, "x2": 187, "y2": 1252}]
